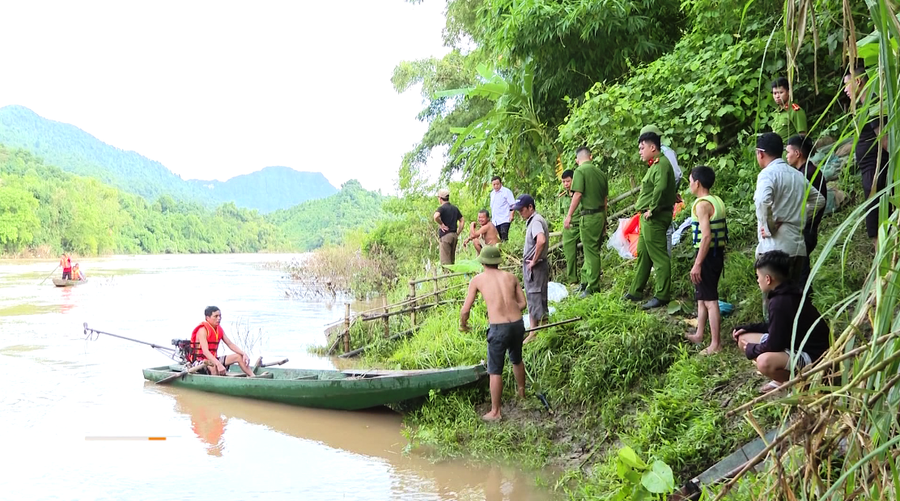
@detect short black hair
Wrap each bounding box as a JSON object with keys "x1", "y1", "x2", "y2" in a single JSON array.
[
  {"x1": 575, "y1": 146, "x2": 591, "y2": 157},
  {"x1": 755, "y1": 251, "x2": 791, "y2": 282},
  {"x1": 757, "y1": 132, "x2": 784, "y2": 158},
  {"x1": 638, "y1": 132, "x2": 661, "y2": 150},
  {"x1": 846, "y1": 58, "x2": 867, "y2": 80},
  {"x1": 491, "y1": 175, "x2": 502, "y2": 183},
  {"x1": 772, "y1": 77, "x2": 790, "y2": 90},
  {"x1": 786, "y1": 134, "x2": 814, "y2": 159},
  {"x1": 204, "y1": 306, "x2": 220, "y2": 318},
  {"x1": 690, "y1": 165, "x2": 715, "y2": 189},
  {"x1": 478, "y1": 209, "x2": 490, "y2": 218},
  {"x1": 561, "y1": 169, "x2": 574, "y2": 180}
]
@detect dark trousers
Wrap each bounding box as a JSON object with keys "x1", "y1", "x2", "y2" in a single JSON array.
[{"x1": 496, "y1": 223, "x2": 510, "y2": 241}]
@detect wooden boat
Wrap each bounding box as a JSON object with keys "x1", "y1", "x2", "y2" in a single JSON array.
[
  {"x1": 141, "y1": 363, "x2": 487, "y2": 410},
  {"x1": 52, "y1": 278, "x2": 88, "y2": 287}
]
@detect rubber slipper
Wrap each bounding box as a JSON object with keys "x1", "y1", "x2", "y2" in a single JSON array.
[{"x1": 758, "y1": 381, "x2": 780, "y2": 394}]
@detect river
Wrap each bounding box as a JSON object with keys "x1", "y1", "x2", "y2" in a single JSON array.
[{"x1": 0, "y1": 254, "x2": 552, "y2": 501}]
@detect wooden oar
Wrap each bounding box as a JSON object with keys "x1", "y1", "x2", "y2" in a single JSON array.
[
  {"x1": 252, "y1": 356, "x2": 263, "y2": 372},
  {"x1": 39, "y1": 265, "x2": 60, "y2": 285},
  {"x1": 261, "y1": 358, "x2": 288, "y2": 368},
  {"x1": 156, "y1": 361, "x2": 209, "y2": 385}
]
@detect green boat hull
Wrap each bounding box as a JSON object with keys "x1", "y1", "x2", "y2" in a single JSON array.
[
  {"x1": 52, "y1": 278, "x2": 88, "y2": 287},
  {"x1": 141, "y1": 363, "x2": 487, "y2": 410}
]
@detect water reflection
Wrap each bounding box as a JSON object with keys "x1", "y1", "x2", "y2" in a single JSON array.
[{"x1": 156, "y1": 385, "x2": 550, "y2": 500}]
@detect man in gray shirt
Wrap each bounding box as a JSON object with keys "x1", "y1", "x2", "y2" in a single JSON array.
[{"x1": 511, "y1": 194, "x2": 549, "y2": 343}]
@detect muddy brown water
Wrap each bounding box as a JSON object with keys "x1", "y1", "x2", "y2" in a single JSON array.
[{"x1": 0, "y1": 254, "x2": 553, "y2": 500}]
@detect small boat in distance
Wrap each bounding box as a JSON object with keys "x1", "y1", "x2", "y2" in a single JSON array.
[
  {"x1": 52, "y1": 278, "x2": 88, "y2": 287},
  {"x1": 142, "y1": 363, "x2": 486, "y2": 411}
]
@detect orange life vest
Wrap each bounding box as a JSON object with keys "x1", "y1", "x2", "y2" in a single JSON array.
[{"x1": 190, "y1": 321, "x2": 223, "y2": 362}]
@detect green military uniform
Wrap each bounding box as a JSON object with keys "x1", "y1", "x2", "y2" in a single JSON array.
[
  {"x1": 571, "y1": 160, "x2": 608, "y2": 293},
  {"x1": 628, "y1": 155, "x2": 676, "y2": 302},
  {"x1": 558, "y1": 189, "x2": 587, "y2": 285},
  {"x1": 771, "y1": 103, "x2": 807, "y2": 141}
]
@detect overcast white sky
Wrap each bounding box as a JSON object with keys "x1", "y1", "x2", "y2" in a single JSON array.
[{"x1": 0, "y1": 0, "x2": 448, "y2": 194}]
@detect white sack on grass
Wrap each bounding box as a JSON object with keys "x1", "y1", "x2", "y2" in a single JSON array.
[
  {"x1": 547, "y1": 282, "x2": 568, "y2": 302},
  {"x1": 671, "y1": 217, "x2": 694, "y2": 247},
  {"x1": 607, "y1": 218, "x2": 635, "y2": 260}
]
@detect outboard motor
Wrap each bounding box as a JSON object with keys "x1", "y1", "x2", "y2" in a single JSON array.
[{"x1": 171, "y1": 339, "x2": 192, "y2": 363}]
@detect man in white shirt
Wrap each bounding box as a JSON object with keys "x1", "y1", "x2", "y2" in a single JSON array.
[
  {"x1": 489, "y1": 176, "x2": 516, "y2": 242},
  {"x1": 754, "y1": 132, "x2": 825, "y2": 300},
  {"x1": 640, "y1": 125, "x2": 683, "y2": 257}
]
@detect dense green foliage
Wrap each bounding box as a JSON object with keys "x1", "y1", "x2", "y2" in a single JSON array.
[
  {"x1": 0, "y1": 145, "x2": 285, "y2": 255},
  {"x1": 268, "y1": 180, "x2": 386, "y2": 252},
  {"x1": 0, "y1": 105, "x2": 337, "y2": 211}
]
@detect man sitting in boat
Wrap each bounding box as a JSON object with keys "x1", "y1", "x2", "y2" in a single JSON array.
[
  {"x1": 72, "y1": 263, "x2": 86, "y2": 281},
  {"x1": 189, "y1": 306, "x2": 255, "y2": 377}
]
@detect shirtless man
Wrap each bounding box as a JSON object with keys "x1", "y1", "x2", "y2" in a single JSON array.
[
  {"x1": 460, "y1": 245, "x2": 527, "y2": 421},
  {"x1": 463, "y1": 210, "x2": 501, "y2": 253}
]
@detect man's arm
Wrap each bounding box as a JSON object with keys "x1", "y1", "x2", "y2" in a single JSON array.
[
  {"x1": 745, "y1": 300, "x2": 792, "y2": 359},
  {"x1": 794, "y1": 108, "x2": 808, "y2": 136},
  {"x1": 221, "y1": 334, "x2": 249, "y2": 365},
  {"x1": 564, "y1": 192, "x2": 583, "y2": 229},
  {"x1": 755, "y1": 171, "x2": 776, "y2": 237},
  {"x1": 690, "y1": 201, "x2": 713, "y2": 285},
  {"x1": 648, "y1": 161, "x2": 669, "y2": 212},
  {"x1": 514, "y1": 278, "x2": 527, "y2": 311},
  {"x1": 459, "y1": 279, "x2": 480, "y2": 331},
  {"x1": 529, "y1": 230, "x2": 546, "y2": 268}
]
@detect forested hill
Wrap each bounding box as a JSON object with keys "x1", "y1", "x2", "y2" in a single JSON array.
[
  {"x1": 0, "y1": 105, "x2": 338, "y2": 211},
  {"x1": 189, "y1": 167, "x2": 337, "y2": 214},
  {"x1": 0, "y1": 144, "x2": 285, "y2": 255},
  {"x1": 268, "y1": 179, "x2": 387, "y2": 251}
]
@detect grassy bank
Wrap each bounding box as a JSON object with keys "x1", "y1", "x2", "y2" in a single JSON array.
[{"x1": 305, "y1": 190, "x2": 871, "y2": 498}]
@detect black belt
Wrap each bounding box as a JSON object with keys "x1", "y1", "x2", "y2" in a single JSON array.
[{"x1": 581, "y1": 208, "x2": 603, "y2": 215}]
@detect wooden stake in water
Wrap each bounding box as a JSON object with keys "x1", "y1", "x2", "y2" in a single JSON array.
[
  {"x1": 383, "y1": 296, "x2": 389, "y2": 338},
  {"x1": 408, "y1": 281, "x2": 417, "y2": 327},
  {"x1": 342, "y1": 303, "x2": 351, "y2": 353}
]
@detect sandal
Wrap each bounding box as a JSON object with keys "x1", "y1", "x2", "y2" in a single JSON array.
[{"x1": 758, "y1": 381, "x2": 780, "y2": 394}]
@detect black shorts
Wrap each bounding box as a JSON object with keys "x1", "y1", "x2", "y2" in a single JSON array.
[
  {"x1": 496, "y1": 223, "x2": 510, "y2": 241},
  {"x1": 694, "y1": 250, "x2": 724, "y2": 301},
  {"x1": 486, "y1": 319, "x2": 525, "y2": 375},
  {"x1": 862, "y1": 167, "x2": 890, "y2": 238}
]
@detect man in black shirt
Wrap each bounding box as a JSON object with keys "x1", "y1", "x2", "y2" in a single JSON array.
[
  {"x1": 844, "y1": 62, "x2": 891, "y2": 242},
  {"x1": 733, "y1": 251, "x2": 831, "y2": 393},
  {"x1": 434, "y1": 188, "x2": 464, "y2": 265},
  {"x1": 786, "y1": 135, "x2": 828, "y2": 255}
]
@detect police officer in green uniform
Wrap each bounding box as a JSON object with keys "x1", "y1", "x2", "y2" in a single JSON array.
[
  {"x1": 770, "y1": 77, "x2": 807, "y2": 141},
  {"x1": 559, "y1": 168, "x2": 587, "y2": 288},
  {"x1": 564, "y1": 146, "x2": 608, "y2": 298},
  {"x1": 625, "y1": 132, "x2": 676, "y2": 309}
]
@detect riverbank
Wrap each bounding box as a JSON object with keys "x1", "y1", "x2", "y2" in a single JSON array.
[{"x1": 311, "y1": 206, "x2": 871, "y2": 498}]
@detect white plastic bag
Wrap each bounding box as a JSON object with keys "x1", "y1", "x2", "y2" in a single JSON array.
[
  {"x1": 607, "y1": 218, "x2": 636, "y2": 260},
  {"x1": 547, "y1": 282, "x2": 568, "y2": 302}
]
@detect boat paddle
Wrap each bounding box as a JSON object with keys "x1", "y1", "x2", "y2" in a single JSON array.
[{"x1": 39, "y1": 264, "x2": 60, "y2": 285}]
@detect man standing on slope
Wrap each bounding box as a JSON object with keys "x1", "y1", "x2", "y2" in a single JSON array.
[
  {"x1": 640, "y1": 124, "x2": 682, "y2": 256},
  {"x1": 489, "y1": 176, "x2": 516, "y2": 242},
  {"x1": 625, "y1": 132, "x2": 677, "y2": 310},
  {"x1": 512, "y1": 194, "x2": 549, "y2": 342},
  {"x1": 753, "y1": 132, "x2": 824, "y2": 311},
  {"x1": 434, "y1": 188, "x2": 464, "y2": 265},
  {"x1": 460, "y1": 245, "x2": 527, "y2": 421},
  {"x1": 564, "y1": 147, "x2": 608, "y2": 298}
]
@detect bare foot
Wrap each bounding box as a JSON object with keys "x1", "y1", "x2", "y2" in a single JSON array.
[
  {"x1": 482, "y1": 410, "x2": 502, "y2": 421},
  {"x1": 699, "y1": 344, "x2": 721, "y2": 356},
  {"x1": 523, "y1": 333, "x2": 537, "y2": 344},
  {"x1": 685, "y1": 332, "x2": 703, "y2": 344}
]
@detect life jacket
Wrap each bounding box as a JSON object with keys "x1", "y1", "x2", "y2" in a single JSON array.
[
  {"x1": 691, "y1": 195, "x2": 728, "y2": 251},
  {"x1": 189, "y1": 321, "x2": 223, "y2": 362}
]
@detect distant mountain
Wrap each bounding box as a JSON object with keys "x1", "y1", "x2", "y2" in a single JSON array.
[
  {"x1": 189, "y1": 167, "x2": 337, "y2": 214},
  {"x1": 0, "y1": 105, "x2": 337, "y2": 212},
  {"x1": 268, "y1": 179, "x2": 386, "y2": 251}
]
